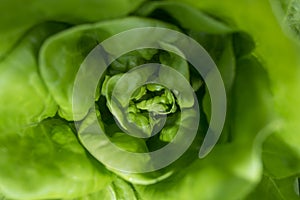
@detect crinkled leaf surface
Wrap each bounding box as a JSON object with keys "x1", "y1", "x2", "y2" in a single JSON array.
[
  {"x1": 40, "y1": 17, "x2": 176, "y2": 121},
  {"x1": 1, "y1": 0, "x2": 300, "y2": 199},
  {"x1": 0, "y1": 22, "x2": 66, "y2": 131},
  {"x1": 0, "y1": 119, "x2": 111, "y2": 199}
]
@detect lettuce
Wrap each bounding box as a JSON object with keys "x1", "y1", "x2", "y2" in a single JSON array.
[
  {"x1": 0, "y1": 119, "x2": 111, "y2": 199},
  {"x1": 0, "y1": 0, "x2": 299, "y2": 199}
]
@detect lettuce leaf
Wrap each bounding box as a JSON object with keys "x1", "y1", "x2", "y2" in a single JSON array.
[
  {"x1": 0, "y1": 0, "x2": 300, "y2": 199},
  {"x1": 0, "y1": 22, "x2": 66, "y2": 131},
  {"x1": 0, "y1": 0, "x2": 145, "y2": 59},
  {"x1": 0, "y1": 119, "x2": 111, "y2": 199}
]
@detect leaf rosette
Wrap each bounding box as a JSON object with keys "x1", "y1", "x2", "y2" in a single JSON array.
[{"x1": 0, "y1": 0, "x2": 300, "y2": 200}]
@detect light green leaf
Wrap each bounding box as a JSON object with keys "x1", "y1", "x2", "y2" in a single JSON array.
[
  {"x1": 134, "y1": 143, "x2": 262, "y2": 200},
  {"x1": 0, "y1": 119, "x2": 111, "y2": 199},
  {"x1": 110, "y1": 176, "x2": 138, "y2": 200},
  {"x1": 136, "y1": 1, "x2": 234, "y2": 34},
  {"x1": 0, "y1": 0, "x2": 145, "y2": 59},
  {"x1": 0, "y1": 22, "x2": 66, "y2": 131},
  {"x1": 168, "y1": 0, "x2": 300, "y2": 180}
]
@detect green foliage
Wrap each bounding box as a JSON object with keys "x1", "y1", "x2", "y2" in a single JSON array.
[{"x1": 0, "y1": 0, "x2": 300, "y2": 199}]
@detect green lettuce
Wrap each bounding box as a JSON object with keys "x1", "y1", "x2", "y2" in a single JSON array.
[
  {"x1": 0, "y1": 0, "x2": 300, "y2": 199},
  {"x1": 0, "y1": 119, "x2": 111, "y2": 199}
]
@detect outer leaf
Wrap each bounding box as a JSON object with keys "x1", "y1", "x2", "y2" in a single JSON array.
[
  {"x1": 168, "y1": 0, "x2": 300, "y2": 176},
  {"x1": 262, "y1": 133, "x2": 300, "y2": 178},
  {"x1": 0, "y1": 194, "x2": 5, "y2": 200},
  {"x1": 110, "y1": 176, "x2": 138, "y2": 200},
  {"x1": 134, "y1": 143, "x2": 261, "y2": 200},
  {"x1": 64, "y1": 187, "x2": 113, "y2": 200},
  {"x1": 136, "y1": 1, "x2": 234, "y2": 34},
  {"x1": 0, "y1": 22, "x2": 66, "y2": 131},
  {"x1": 65, "y1": 176, "x2": 138, "y2": 200},
  {"x1": 0, "y1": 119, "x2": 111, "y2": 199},
  {"x1": 245, "y1": 176, "x2": 300, "y2": 200},
  {"x1": 231, "y1": 56, "x2": 275, "y2": 142},
  {"x1": 0, "y1": 0, "x2": 145, "y2": 59}
]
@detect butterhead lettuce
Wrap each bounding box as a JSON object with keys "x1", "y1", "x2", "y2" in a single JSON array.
[{"x1": 0, "y1": 0, "x2": 300, "y2": 199}]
